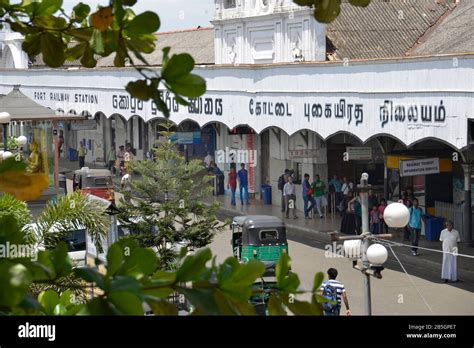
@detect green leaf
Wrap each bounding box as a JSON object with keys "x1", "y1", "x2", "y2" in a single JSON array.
[
  {"x1": 65, "y1": 42, "x2": 87, "y2": 61},
  {"x1": 78, "y1": 297, "x2": 116, "y2": 315},
  {"x1": 283, "y1": 297, "x2": 321, "y2": 315},
  {"x1": 276, "y1": 253, "x2": 290, "y2": 286},
  {"x1": 162, "y1": 54, "x2": 195, "y2": 81},
  {"x1": 59, "y1": 290, "x2": 75, "y2": 307},
  {"x1": 40, "y1": 32, "x2": 65, "y2": 67},
  {"x1": 33, "y1": 15, "x2": 67, "y2": 29},
  {"x1": 109, "y1": 276, "x2": 142, "y2": 293},
  {"x1": 150, "y1": 270, "x2": 177, "y2": 286},
  {"x1": 126, "y1": 80, "x2": 154, "y2": 101},
  {"x1": 123, "y1": 0, "x2": 137, "y2": 5},
  {"x1": 313, "y1": 271, "x2": 324, "y2": 291},
  {"x1": 124, "y1": 11, "x2": 160, "y2": 36},
  {"x1": 127, "y1": 35, "x2": 156, "y2": 54},
  {"x1": 293, "y1": 0, "x2": 314, "y2": 6},
  {"x1": 72, "y1": 2, "x2": 91, "y2": 21},
  {"x1": 313, "y1": 0, "x2": 341, "y2": 23},
  {"x1": 267, "y1": 294, "x2": 287, "y2": 315},
  {"x1": 0, "y1": 261, "x2": 32, "y2": 307},
  {"x1": 180, "y1": 287, "x2": 220, "y2": 315},
  {"x1": 91, "y1": 29, "x2": 105, "y2": 55},
  {"x1": 74, "y1": 267, "x2": 106, "y2": 289},
  {"x1": 108, "y1": 291, "x2": 144, "y2": 315},
  {"x1": 68, "y1": 28, "x2": 93, "y2": 41},
  {"x1": 53, "y1": 304, "x2": 67, "y2": 315},
  {"x1": 121, "y1": 248, "x2": 157, "y2": 279},
  {"x1": 38, "y1": 289, "x2": 59, "y2": 315},
  {"x1": 51, "y1": 242, "x2": 72, "y2": 277},
  {"x1": 149, "y1": 300, "x2": 178, "y2": 315},
  {"x1": 348, "y1": 0, "x2": 371, "y2": 7},
  {"x1": 22, "y1": 33, "x2": 42, "y2": 56},
  {"x1": 168, "y1": 74, "x2": 206, "y2": 98},
  {"x1": 80, "y1": 43, "x2": 97, "y2": 68},
  {"x1": 37, "y1": 0, "x2": 62, "y2": 16},
  {"x1": 176, "y1": 248, "x2": 212, "y2": 282},
  {"x1": 106, "y1": 243, "x2": 124, "y2": 276}
]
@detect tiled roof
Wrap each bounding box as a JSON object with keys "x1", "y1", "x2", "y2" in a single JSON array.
[
  {"x1": 411, "y1": 0, "x2": 474, "y2": 56},
  {"x1": 29, "y1": 0, "x2": 464, "y2": 68},
  {"x1": 326, "y1": 0, "x2": 454, "y2": 60},
  {"x1": 97, "y1": 27, "x2": 215, "y2": 67}
]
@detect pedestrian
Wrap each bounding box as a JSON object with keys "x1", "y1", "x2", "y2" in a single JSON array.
[
  {"x1": 408, "y1": 198, "x2": 423, "y2": 256},
  {"x1": 340, "y1": 191, "x2": 357, "y2": 235},
  {"x1": 121, "y1": 170, "x2": 132, "y2": 194},
  {"x1": 58, "y1": 130, "x2": 64, "y2": 156},
  {"x1": 204, "y1": 151, "x2": 213, "y2": 169},
  {"x1": 320, "y1": 268, "x2": 351, "y2": 316},
  {"x1": 440, "y1": 221, "x2": 461, "y2": 283},
  {"x1": 402, "y1": 191, "x2": 412, "y2": 240},
  {"x1": 341, "y1": 177, "x2": 353, "y2": 201},
  {"x1": 78, "y1": 141, "x2": 87, "y2": 168},
  {"x1": 117, "y1": 145, "x2": 126, "y2": 176},
  {"x1": 329, "y1": 174, "x2": 343, "y2": 209},
  {"x1": 368, "y1": 189, "x2": 379, "y2": 211},
  {"x1": 238, "y1": 163, "x2": 249, "y2": 206},
  {"x1": 278, "y1": 169, "x2": 290, "y2": 212},
  {"x1": 107, "y1": 146, "x2": 117, "y2": 174},
  {"x1": 302, "y1": 173, "x2": 315, "y2": 219},
  {"x1": 311, "y1": 174, "x2": 327, "y2": 219},
  {"x1": 211, "y1": 162, "x2": 222, "y2": 175},
  {"x1": 283, "y1": 175, "x2": 298, "y2": 219},
  {"x1": 370, "y1": 205, "x2": 380, "y2": 234},
  {"x1": 378, "y1": 198, "x2": 388, "y2": 234},
  {"x1": 228, "y1": 166, "x2": 237, "y2": 206},
  {"x1": 354, "y1": 194, "x2": 362, "y2": 234}
]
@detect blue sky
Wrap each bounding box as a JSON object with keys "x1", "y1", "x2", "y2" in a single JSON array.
[{"x1": 62, "y1": 0, "x2": 215, "y2": 31}]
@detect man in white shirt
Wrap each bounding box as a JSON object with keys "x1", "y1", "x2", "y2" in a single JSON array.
[
  {"x1": 283, "y1": 176, "x2": 298, "y2": 219},
  {"x1": 440, "y1": 220, "x2": 461, "y2": 283},
  {"x1": 341, "y1": 177, "x2": 353, "y2": 198},
  {"x1": 204, "y1": 151, "x2": 213, "y2": 169}
]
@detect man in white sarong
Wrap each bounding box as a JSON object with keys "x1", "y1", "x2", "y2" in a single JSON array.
[{"x1": 439, "y1": 221, "x2": 461, "y2": 283}]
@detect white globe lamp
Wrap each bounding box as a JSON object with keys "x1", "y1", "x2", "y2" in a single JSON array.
[
  {"x1": 16, "y1": 135, "x2": 27, "y2": 146},
  {"x1": 366, "y1": 243, "x2": 388, "y2": 266},
  {"x1": 2, "y1": 151, "x2": 13, "y2": 160},
  {"x1": 383, "y1": 202, "x2": 410, "y2": 228},
  {"x1": 0, "y1": 112, "x2": 11, "y2": 124},
  {"x1": 343, "y1": 239, "x2": 362, "y2": 259}
]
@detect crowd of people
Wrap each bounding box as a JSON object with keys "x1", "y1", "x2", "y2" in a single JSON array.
[{"x1": 106, "y1": 142, "x2": 135, "y2": 176}]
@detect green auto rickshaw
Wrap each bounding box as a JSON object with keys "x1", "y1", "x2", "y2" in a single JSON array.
[
  {"x1": 230, "y1": 215, "x2": 289, "y2": 315},
  {"x1": 231, "y1": 215, "x2": 289, "y2": 264}
]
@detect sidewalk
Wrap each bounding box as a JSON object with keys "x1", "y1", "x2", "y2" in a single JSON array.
[
  {"x1": 62, "y1": 157, "x2": 474, "y2": 288},
  {"x1": 209, "y1": 191, "x2": 474, "y2": 290}
]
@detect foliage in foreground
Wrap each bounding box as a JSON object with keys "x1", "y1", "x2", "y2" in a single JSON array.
[
  {"x1": 0, "y1": 0, "x2": 370, "y2": 116},
  {"x1": 118, "y1": 126, "x2": 225, "y2": 269},
  {"x1": 0, "y1": 214, "x2": 329, "y2": 316}
]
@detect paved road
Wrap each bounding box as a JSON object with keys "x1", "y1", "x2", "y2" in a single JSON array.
[{"x1": 209, "y1": 222, "x2": 474, "y2": 315}]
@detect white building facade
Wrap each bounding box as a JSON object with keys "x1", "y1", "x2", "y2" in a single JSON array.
[{"x1": 0, "y1": 0, "x2": 473, "y2": 238}]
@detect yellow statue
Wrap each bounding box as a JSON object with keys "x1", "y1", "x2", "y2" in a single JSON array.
[{"x1": 26, "y1": 141, "x2": 43, "y2": 174}]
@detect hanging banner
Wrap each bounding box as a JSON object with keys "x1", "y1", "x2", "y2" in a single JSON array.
[{"x1": 400, "y1": 158, "x2": 440, "y2": 177}]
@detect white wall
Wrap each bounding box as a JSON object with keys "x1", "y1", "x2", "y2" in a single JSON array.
[{"x1": 213, "y1": 0, "x2": 325, "y2": 64}]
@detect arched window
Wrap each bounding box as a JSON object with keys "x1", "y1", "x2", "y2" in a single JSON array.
[{"x1": 224, "y1": 0, "x2": 236, "y2": 9}]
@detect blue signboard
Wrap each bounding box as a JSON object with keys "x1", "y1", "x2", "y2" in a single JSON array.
[{"x1": 170, "y1": 132, "x2": 202, "y2": 145}]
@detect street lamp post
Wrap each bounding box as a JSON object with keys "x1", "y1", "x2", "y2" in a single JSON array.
[
  {"x1": 333, "y1": 173, "x2": 410, "y2": 316},
  {"x1": 0, "y1": 112, "x2": 12, "y2": 152},
  {"x1": 358, "y1": 173, "x2": 372, "y2": 315}
]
